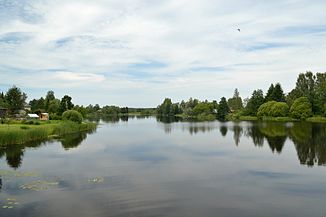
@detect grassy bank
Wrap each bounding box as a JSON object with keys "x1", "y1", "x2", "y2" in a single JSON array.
[
  {"x1": 0, "y1": 121, "x2": 97, "y2": 146},
  {"x1": 306, "y1": 117, "x2": 326, "y2": 123},
  {"x1": 227, "y1": 114, "x2": 326, "y2": 123},
  {"x1": 175, "y1": 114, "x2": 216, "y2": 121}
]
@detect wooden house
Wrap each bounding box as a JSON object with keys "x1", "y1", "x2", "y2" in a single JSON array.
[{"x1": 40, "y1": 113, "x2": 49, "y2": 121}]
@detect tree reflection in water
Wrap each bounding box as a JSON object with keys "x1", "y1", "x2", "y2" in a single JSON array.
[
  {"x1": 157, "y1": 118, "x2": 326, "y2": 167},
  {"x1": 1, "y1": 119, "x2": 326, "y2": 168},
  {"x1": 0, "y1": 130, "x2": 95, "y2": 169}
]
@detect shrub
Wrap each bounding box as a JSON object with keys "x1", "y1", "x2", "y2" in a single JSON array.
[
  {"x1": 270, "y1": 102, "x2": 289, "y2": 117},
  {"x1": 62, "y1": 110, "x2": 83, "y2": 124},
  {"x1": 257, "y1": 101, "x2": 277, "y2": 117},
  {"x1": 257, "y1": 101, "x2": 289, "y2": 117},
  {"x1": 290, "y1": 97, "x2": 312, "y2": 120},
  {"x1": 50, "y1": 113, "x2": 62, "y2": 120}
]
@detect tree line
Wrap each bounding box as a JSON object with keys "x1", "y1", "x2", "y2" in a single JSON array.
[
  {"x1": 156, "y1": 71, "x2": 326, "y2": 121},
  {"x1": 0, "y1": 87, "x2": 155, "y2": 120}
]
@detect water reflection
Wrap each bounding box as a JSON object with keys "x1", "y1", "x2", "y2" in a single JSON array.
[
  {"x1": 0, "y1": 131, "x2": 93, "y2": 169},
  {"x1": 1, "y1": 119, "x2": 326, "y2": 170},
  {"x1": 156, "y1": 119, "x2": 326, "y2": 167}
]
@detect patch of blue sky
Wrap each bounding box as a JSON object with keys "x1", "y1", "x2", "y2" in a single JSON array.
[
  {"x1": 0, "y1": 0, "x2": 42, "y2": 24},
  {"x1": 190, "y1": 66, "x2": 225, "y2": 72},
  {"x1": 0, "y1": 32, "x2": 32, "y2": 44},
  {"x1": 244, "y1": 42, "x2": 294, "y2": 52},
  {"x1": 129, "y1": 60, "x2": 168, "y2": 70},
  {"x1": 274, "y1": 25, "x2": 326, "y2": 37},
  {"x1": 52, "y1": 35, "x2": 125, "y2": 49}
]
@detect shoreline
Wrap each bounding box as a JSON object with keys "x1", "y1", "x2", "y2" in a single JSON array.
[{"x1": 0, "y1": 121, "x2": 97, "y2": 146}]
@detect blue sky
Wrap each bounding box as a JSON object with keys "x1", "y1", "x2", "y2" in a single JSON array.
[{"x1": 0, "y1": 0, "x2": 326, "y2": 107}]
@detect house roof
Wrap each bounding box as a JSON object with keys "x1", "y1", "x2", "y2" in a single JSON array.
[{"x1": 27, "y1": 114, "x2": 39, "y2": 118}]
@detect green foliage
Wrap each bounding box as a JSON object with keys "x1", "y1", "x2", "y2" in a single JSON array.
[
  {"x1": 265, "y1": 83, "x2": 285, "y2": 102},
  {"x1": 45, "y1": 91, "x2": 55, "y2": 111},
  {"x1": 287, "y1": 71, "x2": 326, "y2": 114},
  {"x1": 290, "y1": 97, "x2": 313, "y2": 120},
  {"x1": 228, "y1": 88, "x2": 243, "y2": 112},
  {"x1": 217, "y1": 97, "x2": 230, "y2": 120},
  {"x1": 58, "y1": 95, "x2": 74, "y2": 115},
  {"x1": 192, "y1": 103, "x2": 213, "y2": 116},
  {"x1": 29, "y1": 98, "x2": 45, "y2": 112},
  {"x1": 50, "y1": 113, "x2": 62, "y2": 120},
  {"x1": 271, "y1": 102, "x2": 289, "y2": 117},
  {"x1": 257, "y1": 101, "x2": 277, "y2": 117},
  {"x1": 306, "y1": 116, "x2": 326, "y2": 123},
  {"x1": 244, "y1": 89, "x2": 265, "y2": 116},
  {"x1": 0, "y1": 121, "x2": 96, "y2": 145},
  {"x1": 157, "y1": 98, "x2": 181, "y2": 116},
  {"x1": 5, "y1": 86, "x2": 27, "y2": 114},
  {"x1": 101, "y1": 105, "x2": 120, "y2": 116},
  {"x1": 257, "y1": 101, "x2": 289, "y2": 117},
  {"x1": 62, "y1": 110, "x2": 83, "y2": 124}
]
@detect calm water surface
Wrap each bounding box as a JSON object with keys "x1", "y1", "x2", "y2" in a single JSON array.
[{"x1": 1, "y1": 117, "x2": 326, "y2": 217}]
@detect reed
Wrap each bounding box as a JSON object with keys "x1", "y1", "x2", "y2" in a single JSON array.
[{"x1": 0, "y1": 121, "x2": 97, "y2": 146}]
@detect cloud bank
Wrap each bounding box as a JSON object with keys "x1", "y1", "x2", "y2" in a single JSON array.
[{"x1": 0, "y1": 0, "x2": 326, "y2": 106}]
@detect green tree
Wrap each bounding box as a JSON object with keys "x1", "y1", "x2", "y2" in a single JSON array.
[
  {"x1": 58, "y1": 95, "x2": 74, "y2": 115},
  {"x1": 47, "y1": 99, "x2": 60, "y2": 114},
  {"x1": 62, "y1": 110, "x2": 83, "y2": 124},
  {"x1": 290, "y1": 97, "x2": 312, "y2": 120},
  {"x1": 265, "y1": 83, "x2": 285, "y2": 102},
  {"x1": 29, "y1": 97, "x2": 45, "y2": 112},
  {"x1": 273, "y1": 83, "x2": 286, "y2": 102},
  {"x1": 5, "y1": 86, "x2": 27, "y2": 114},
  {"x1": 45, "y1": 90, "x2": 55, "y2": 111},
  {"x1": 314, "y1": 73, "x2": 326, "y2": 114},
  {"x1": 157, "y1": 98, "x2": 177, "y2": 116},
  {"x1": 228, "y1": 88, "x2": 243, "y2": 112},
  {"x1": 217, "y1": 97, "x2": 230, "y2": 120},
  {"x1": 265, "y1": 84, "x2": 275, "y2": 102},
  {"x1": 192, "y1": 102, "x2": 213, "y2": 116},
  {"x1": 244, "y1": 89, "x2": 265, "y2": 116},
  {"x1": 0, "y1": 91, "x2": 7, "y2": 108}
]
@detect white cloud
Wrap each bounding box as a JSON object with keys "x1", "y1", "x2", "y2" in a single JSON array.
[{"x1": 0, "y1": 0, "x2": 326, "y2": 106}]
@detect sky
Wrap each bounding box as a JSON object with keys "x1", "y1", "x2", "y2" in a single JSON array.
[{"x1": 0, "y1": 0, "x2": 326, "y2": 107}]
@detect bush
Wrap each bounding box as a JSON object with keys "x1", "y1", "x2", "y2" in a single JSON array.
[
  {"x1": 270, "y1": 102, "x2": 289, "y2": 117},
  {"x1": 290, "y1": 97, "x2": 312, "y2": 120},
  {"x1": 257, "y1": 101, "x2": 289, "y2": 117},
  {"x1": 62, "y1": 110, "x2": 83, "y2": 124},
  {"x1": 50, "y1": 113, "x2": 62, "y2": 120},
  {"x1": 257, "y1": 101, "x2": 277, "y2": 117}
]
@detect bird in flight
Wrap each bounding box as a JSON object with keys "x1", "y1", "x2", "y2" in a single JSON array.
[{"x1": 237, "y1": 28, "x2": 241, "y2": 32}]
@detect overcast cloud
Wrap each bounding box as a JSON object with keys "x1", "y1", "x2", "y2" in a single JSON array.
[{"x1": 0, "y1": 0, "x2": 326, "y2": 106}]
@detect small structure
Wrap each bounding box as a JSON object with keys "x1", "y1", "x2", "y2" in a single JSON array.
[
  {"x1": 27, "y1": 114, "x2": 39, "y2": 120},
  {"x1": 40, "y1": 113, "x2": 49, "y2": 121}
]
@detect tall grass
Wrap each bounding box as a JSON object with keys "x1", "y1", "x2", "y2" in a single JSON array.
[
  {"x1": 0, "y1": 121, "x2": 97, "y2": 146},
  {"x1": 53, "y1": 121, "x2": 97, "y2": 136}
]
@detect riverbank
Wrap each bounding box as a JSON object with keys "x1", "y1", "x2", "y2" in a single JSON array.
[
  {"x1": 227, "y1": 115, "x2": 326, "y2": 123},
  {"x1": 0, "y1": 121, "x2": 97, "y2": 146}
]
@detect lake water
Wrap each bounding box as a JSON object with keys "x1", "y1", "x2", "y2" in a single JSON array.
[{"x1": 1, "y1": 117, "x2": 326, "y2": 217}]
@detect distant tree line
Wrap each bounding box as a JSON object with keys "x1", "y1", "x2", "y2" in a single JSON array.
[
  {"x1": 1, "y1": 71, "x2": 325, "y2": 121},
  {"x1": 0, "y1": 86, "x2": 156, "y2": 120},
  {"x1": 156, "y1": 71, "x2": 326, "y2": 120}
]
